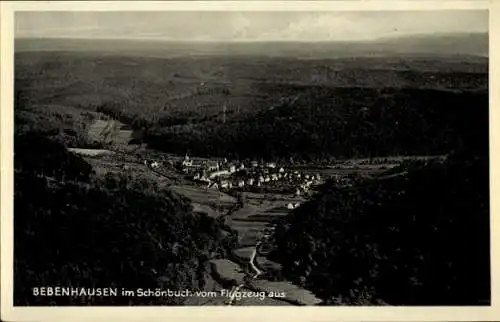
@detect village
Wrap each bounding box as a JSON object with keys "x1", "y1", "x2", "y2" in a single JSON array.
[
  {"x1": 139, "y1": 153, "x2": 360, "y2": 204},
  {"x1": 176, "y1": 154, "x2": 323, "y2": 199}
]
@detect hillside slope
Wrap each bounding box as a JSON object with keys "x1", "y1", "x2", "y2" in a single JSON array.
[
  {"x1": 14, "y1": 134, "x2": 237, "y2": 305},
  {"x1": 269, "y1": 143, "x2": 490, "y2": 305}
]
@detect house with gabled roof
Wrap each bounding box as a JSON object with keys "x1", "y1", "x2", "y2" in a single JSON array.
[
  {"x1": 266, "y1": 162, "x2": 276, "y2": 169},
  {"x1": 207, "y1": 182, "x2": 219, "y2": 190}
]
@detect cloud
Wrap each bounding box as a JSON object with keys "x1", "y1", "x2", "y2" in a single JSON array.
[
  {"x1": 230, "y1": 13, "x2": 251, "y2": 40},
  {"x1": 15, "y1": 11, "x2": 488, "y2": 41},
  {"x1": 245, "y1": 11, "x2": 487, "y2": 41},
  {"x1": 266, "y1": 13, "x2": 362, "y2": 41}
]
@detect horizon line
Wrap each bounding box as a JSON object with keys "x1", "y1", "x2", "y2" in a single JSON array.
[{"x1": 14, "y1": 31, "x2": 488, "y2": 44}]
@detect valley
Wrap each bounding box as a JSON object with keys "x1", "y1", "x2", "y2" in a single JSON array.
[{"x1": 13, "y1": 44, "x2": 489, "y2": 306}]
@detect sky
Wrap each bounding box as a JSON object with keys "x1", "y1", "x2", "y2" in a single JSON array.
[{"x1": 15, "y1": 11, "x2": 488, "y2": 42}]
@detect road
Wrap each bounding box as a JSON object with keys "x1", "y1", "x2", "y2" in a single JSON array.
[
  {"x1": 102, "y1": 145, "x2": 321, "y2": 306},
  {"x1": 226, "y1": 240, "x2": 263, "y2": 305}
]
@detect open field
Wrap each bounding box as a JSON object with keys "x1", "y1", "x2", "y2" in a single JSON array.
[
  {"x1": 192, "y1": 203, "x2": 218, "y2": 218},
  {"x1": 290, "y1": 167, "x2": 391, "y2": 178},
  {"x1": 231, "y1": 221, "x2": 270, "y2": 231},
  {"x1": 115, "y1": 128, "x2": 135, "y2": 145},
  {"x1": 68, "y1": 148, "x2": 115, "y2": 157},
  {"x1": 231, "y1": 223, "x2": 269, "y2": 246},
  {"x1": 220, "y1": 189, "x2": 322, "y2": 304},
  {"x1": 87, "y1": 118, "x2": 138, "y2": 147},
  {"x1": 170, "y1": 185, "x2": 236, "y2": 207},
  {"x1": 233, "y1": 247, "x2": 256, "y2": 262},
  {"x1": 209, "y1": 259, "x2": 247, "y2": 286},
  {"x1": 87, "y1": 119, "x2": 120, "y2": 144},
  {"x1": 255, "y1": 256, "x2": 282, "y2": 272}
]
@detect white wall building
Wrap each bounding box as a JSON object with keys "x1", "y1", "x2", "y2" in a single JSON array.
[
  {"x1": 209, "y1": 170, "x2": 230, "y2": 179},
  {"x1": 266, "y1": 162, "x2": 276, "y2": 169}
]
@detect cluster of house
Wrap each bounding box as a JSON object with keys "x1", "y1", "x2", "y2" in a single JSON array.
[
  {"x1": 287, "y1": 202, "x2": 302, "y2": 209},
  {"x1": 292, "y1": 172, "x2": 322, "y2": 196},
  {"x1": 144, "y1": 160, "x2": 161, "y2": 169},
  {"x1": 179, "y1": 155, "x2": 321, "y2": 194}
]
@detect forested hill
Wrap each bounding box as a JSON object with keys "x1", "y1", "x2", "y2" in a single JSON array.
[
  {"x1": 146, "y1": 86, "x2": 488, "y2": 160},
  {"x1": 269, "y1": 138, "x2": 490, "y2": 305},
  {"x1": 14, "y1": 133, "x2": 237, "y2": 305},
  {"x1": 15, "y1": 51, "x2": 487, "y2": 161}
]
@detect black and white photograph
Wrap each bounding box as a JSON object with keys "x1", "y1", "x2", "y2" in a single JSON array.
[{"x1": 1, "y1": 0, "x2": 498, "y2": 320}]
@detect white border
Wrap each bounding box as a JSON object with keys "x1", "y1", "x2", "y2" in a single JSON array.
[
  {"x1": 3, "y1": 1, "x2": 493, "y2": 11},
  {"x1": 1, "y1": 1, "x2": 498, "y2": 322}
]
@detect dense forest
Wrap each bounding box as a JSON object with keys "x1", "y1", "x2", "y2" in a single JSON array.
[
  {"x1": 269, "y1": 125, "x2": 490, "y2": 305},
  {"x1": 14, "y1": 133, "x2": 237, "y2": 305},
  {"x1": 14, "y1": 89, "x2": 103, "y2": 149},
  {"x1": 18, "y1": 83, "x2": 487, "y2": 162},
  {"x1": 15, "y1": 52, "x2": 488, "y2": 161},
  {"x1": 145, "y1": 86, "x2": 488, "y2": 160}
]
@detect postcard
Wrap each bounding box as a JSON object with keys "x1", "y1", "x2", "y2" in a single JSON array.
[{"x1": 1, "y1": 1, "x2": 498, "y2": 321}]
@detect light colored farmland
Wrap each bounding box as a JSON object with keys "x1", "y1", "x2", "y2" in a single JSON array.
[
  {"x1": 68, "y1": 148, "x2": 115, "y2": 156},
  {"x1": 192, "y1": 203, "x2": 218, "y2": 218},
  {"x1": 233, "y1": 247, "x2": 255, "y2": 262},
  {"x1": 229, "y1": 193, "x2": 289, "y2": 246},
  {"x1": 209, "y1": 259, "x2": 247, "y2": 286},
  {"x1": 255, "y1": 255, "x2": 282, "y2": 271},
  {"x1": 170, "y1": 185, "x2": 236, "y2": 206},
  {"x1": 236, "y1": 229, "x2": 262, "y2": 247},
  {"x1": 231, "y1": 221, "x2": 270, "y2": 230},
  {"x1": 232, "y1": 204, "x2": 258, "y2": 219},
  {"x1": 114, "y1": 129, "x2": 134, "y2": 145},
  {"x1": 88, "y1": 119, "x2": 114, "y2": 141},
  {"x1": 87, "y1": 118, "x2": 134, "y2": 146}
]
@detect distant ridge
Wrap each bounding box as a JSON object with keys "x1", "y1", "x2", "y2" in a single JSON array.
[
  {"x1": 369, "y1": 32, "x2": 488, "y2": 57},
  {"x1": 15, "y1": 32, "x2": 488, "y2": 58}
]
